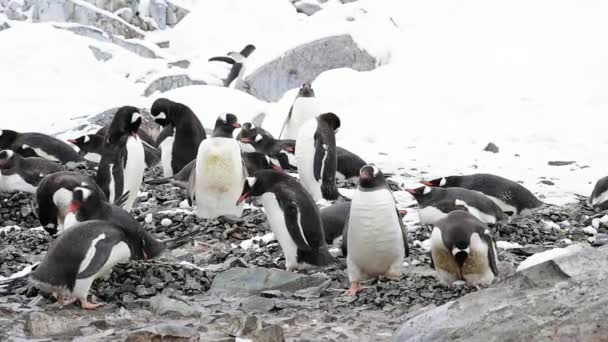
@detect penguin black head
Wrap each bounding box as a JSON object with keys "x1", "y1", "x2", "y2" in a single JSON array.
[
  {"x1": 237, "y1": 122, "x2": 259, "y2": 143},
  {"x1": 298, "y1": 83, "x2": 315, "y2": 97},
  {"x1": 237, "y1": 170, "x2": 287, "y2": 204},
  {"x1": 69, "y1": 186, "x2": 101, "y2": 214},
  {"x1": 318, "y1": 112, "x2": 341, "y2": 133},
  {"x1": 150, "y1": 98, "x2": 175, "y2": 127},
  {"x1": 213, "y1": 113, "x2": 241, "y2": 138},
  {"x1": 0, "y1": 149, "x2": 16, "y2": 169},
  {"x1": 0, "y1": 129, "x2": 18, "y2": 149},
  {"x1": 438, "y1": 211, "x2": 483, "y2": 268},
  {"x1": 405, "y1": 185, "x2": 433, "y2": 200},
  {"x1": 423, "y1": 176, "x2": 456, "y2": 187},
  {"x1": 358, "y1": 164, "x2": 386, "y2": 189},
  {"x1": 106, "y1": 106, "x2": 142, "y2": 145},
  {"x1": 67, "y1": 134, "x2": 103, "y2": 154},
  {"x1": 240, "y1": 44, "x2": 256, "y2": 58}
]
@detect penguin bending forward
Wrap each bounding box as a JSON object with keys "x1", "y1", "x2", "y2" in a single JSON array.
[
  {"x1": 95, "y1": 106, "x2": 145, "y2": 211},
  {"x1": 295, "y1": 113, "x2": 341, "y2": 201},
  {"x1": 343, "y1": 165, "x2": 409, "y2": 296},
  {"x1": 0, "y1": 149, "x2": 64, "y2": 194},
  {"x1": 238, "y1": 123, "x2": 297, "y2": 171},
  {"x1": 190, "y1": 114, "x2": 245, "y2": 219},
  {"x1": 430, "y1": 210, "x2": 498, "y2": 285},
  {"x1": 237, "y1": 170, "x2": 337, "y2": 271},
  {"x1": 279, "y1": 83, "x2": 320, "y2": 140},
  {"x1": 208, "y1": 44, "x2": 256, "y2": 88}
]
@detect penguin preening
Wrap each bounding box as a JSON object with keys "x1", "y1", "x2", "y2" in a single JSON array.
[
  {"x1": 589, "y1": 176, "x2": 608, "y2": 209},
  {"x1": 406, "y1": 186, "x2": 506, "y2": 225},
  {"x1": 68, "y1": 133, "x2": 160, "y2": 168},
  {"x1": 0, "y1": 129, "x2": 85, "y2": 168},
  {"x1": 423, "y1": 173, "x2": 543, "y2": 215},
  {"x1": 237, "y1": 170, "x2": 337, "y2": 271},
  {"x1": 430, "y1": 210, "x2": 498, "y2": 285},
  {"x1": 279, "y1": 83, "x2": 320, "y2": 140},
  {"x1": 238, "y1": 123, "x2": 297, "y2": 171},
  {"x1": 36, "y1": 171, "x2": 109, "y2": 236},
  {"x1": 295, "y1": 113, "x2": 341, "y2": 202},
  {"x1": 343, "y1": 165, "x2": 409, "y2": 296},
  {"x1": 0, "y1": 149, "x2": 64, "y2": 194},
  {"x1": 150, "y1": 98, "x2": 206, "y2": 177},
  {"x1": 190, "y1": 113, "x2": 246, "y2": 219},
  {"x1": 95, "y1": 106, "x2": 145, "y2": 211},
  {"x1": 208, "y1": 44, "x2": 256, "y2": 88}
]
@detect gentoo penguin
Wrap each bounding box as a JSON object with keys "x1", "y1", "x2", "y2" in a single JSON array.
[
  {"x1": 430, "y1": 210, "x2": 498, "y2": 285},
  {"x1": 68, "y1": 133, "x2": 160, "y2": 168},
  {"x1": 406, "y1": 186, "x2": 506, "y2": 225},
  {"x1": 589, "y1": 176, "x2": 608, "y2": 209},
  {"x1": 237, "y1": 170, "x2": 337, "y2": 271},
  {"x1": 28, "y1": 220, "x2": 164, "y2": 309},
  {"x1": 36, "y1": 171, "x2": 108, "y2": 236},
  {"x1": 279, "y1": 83, "x2": 320, "y2": 140},
  {"x1": 343, "y1": 165, "x2": 409, "y2": 296},
  {"x1": 95, "y1": 106, "x2": 145, "y2": 211},
  {"x1": 190, "y1": 113, "x2": 245, "y2": 219},
  {"x1": 0, "y1": 149, "x2": 63, "y2": 194},
  {"x1": 96, "y1": 125, "x2": 156, "y2": 148},
  {"x1": 0, "y1": 129, "x2": 85, "y2": 168},
  {"x1": 423, "y1": 174, "x2": 543, "y2": 215},
  {"x1": 238, "y1": 123, "x2": 297, "y2": 171},
  {"x1": 148, "y1": 152, "x2": 282, "y2": 190},
  {"x1": 208, "y1": 44, "x2": 256, "y2": 87},
  {"x1": 150, "y1": 98, "x2": 206, "y2": 177},
  {"x1": 295, "y1": 113, "x2": 341, "y2": 201},
  {"x1": 320, "y1": 200, "x2": 351, "y2": 245}
]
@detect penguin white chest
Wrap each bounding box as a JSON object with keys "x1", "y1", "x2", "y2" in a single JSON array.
[
  {"x1": 160, "y1": 136, "x2": 175, "y2": 177},
  {"x1": 285, "y1": 97, "x2": 320, "y2": 140},
  {"x1": 123, "y1": 136, "x2": 145, "y2": 211},
  {"x1": 417, "y1": 206, "x2": 449, "y2": 225},
  {"x1": 295, "y1": 119, "x2": 322, "y2": 201},
  {"x1": 0, "y1": 173, "x2": 36, "y2": 194},
  {"x1": 83, "y1": 153, "x2": 101, "y2": 163},
  {"x1": 260, "y1": 193, "x2": 300, "y2": 270},
  {"x1": 194, "y1": 138, "x2": 244, "y2": 218},
  {"x1": 347, "y1": 189, "x2": 405, "y2": 278}
]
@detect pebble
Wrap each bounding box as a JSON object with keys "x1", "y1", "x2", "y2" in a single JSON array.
[
  {"x1": 592, "y1": 218, "x2": 600, "y2": 229},
  {"x1": 160, "y1": 218, "x2": 172, "y2": 227},
  {"x1": 145, "y1": 214, "x2": 153, "y2": 224},
  {"x1": 583, "y1": 226, "x2": 598, "y2": 236}
]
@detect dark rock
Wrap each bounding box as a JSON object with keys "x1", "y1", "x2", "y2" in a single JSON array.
[
  {"x1": 143, "y1": 74, "x2": 207, "y2": 96},
  {"x1": 539, "y1": 180, "x2": 555, "y2": 186},
  {"x1": 210, "y1": 267, "x2": 327, "y2": 295},
  {"x1": 293, "y1": 279, "x2": 332, "y2": 299},
  {"x1": 548, "y1": 161, "x2": 576, "y2": 166},
  {"x1": 239, "y1": 296, "x2": 277, "y2": 313},
  {"x1": 25, "y1": 312, "x2": 79, "y2": 337},
  {"x1": 482, "y1": 142, "x2": 499, "y2": 153},
  {"x1": 168, "y1": 59, "x2": 191, "y2": 69},
  {"x1": 229, "y1": 315, "x2": 262, "y2": 336}
]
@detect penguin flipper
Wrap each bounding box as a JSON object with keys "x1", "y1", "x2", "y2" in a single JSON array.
[
  {"x1": 341, "y1": 211, "x2": 350, "y2": 256},
  {"x1": 396, "y1": 208, "x2": 410, "y2": 257},
  {"x1": 188, "y1": 162, "x2": 197, "y2": 203},
  {"x1": 482, "y1": 233, "x2": 499, "y2": 276},
  {"x1": 281, "y1": 201, "x2": 312, "y2": 252},
  {"x1": 278, "y1": 106, "x2": 293, "y2": 139},
  {"x1": 429, "y1": 251, "x2": 435, "y2": 269}
]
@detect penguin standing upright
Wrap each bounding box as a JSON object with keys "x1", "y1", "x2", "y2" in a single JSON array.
[
  {"x1": 0, "y1": 129, "x2": 85, "y2": 168},
  {"x1": 0, "y1": 149, "x2": 64, "y2": 193},
  {"x1": 150, "y1": 98, "x2": 206, "y2": 176},
  {"x1": 423, "y1": 173, "x2": 543, "y2": 215},
  {"x1": 295, "y1": 112, "x2": 341, "y2": 201},
  {"x1": 343, "y1": 165, "x2": 409, "y2": 296},
  {"x1": 95, "y1": 106, "x2": 145, "y2": 211},
  {"x1": 208, "y1": 44, "x2": 256, "y2": 88},
  {"x1": 237, "y1": 170, "x2": 337, "y2": 271},
  {"x1": 430, "y1": 210, "x2": 498, "y2": 285},
  {"x1": 279, "y1": 83, "x2": 320, "y2": 140},
  {"x1": 190, "y1": 113, "x2": 245, "y2": 219}
]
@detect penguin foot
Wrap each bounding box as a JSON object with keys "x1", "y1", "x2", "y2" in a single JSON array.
[
  {"x1": 345, "y1": 282, "x2": 361, "y2": 296},
  {"x1": 80, "y1": 300, "x2": 104, "y2": 310}
]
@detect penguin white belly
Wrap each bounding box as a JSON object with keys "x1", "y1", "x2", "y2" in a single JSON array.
[
  {"x1": 454, "y1": 199, "x2": 497, "y2": 224},
  {"x1": 84, "y1": 153, "x2": 101, "y2": 163},
  {"x1": 462, "y1": 233, "x2": 495, "y2": 285},
  {"x1": 123, "y1": 136, "x2": 145, "y2": 211},
  {"x1": 108, "y1": 163, "x2": 116, "y2": 203},
  {"x1": 418, "y1": 206, "x2": 448, "y2": 225},
  {"x1": 194, "y1": 138, "x2": 244, "y2": 218},
  {"x1": 285, "y1": 97, "x2": 320, "y2": 140},
  {"x1": 347, "y1": 189, "x2": 405, "y2": 278},
  {"x1": 592, "y1": 189, "x2": 608, "y2": 206},
  {"x1": 160, "y1": 136, "x2": 175, "y2": 177},
  {"x1": 484, "y1": 195, "x2": 518, "y2": 214},
  {"x1": 261, "y1": 193, "x2": 300, "y2": 270},
  {"x1": 0, "y1": 173, "x2": 36, "y2": 193},
  {"x1": 295, "y1": 119, "x2": 322, "y2": 201}
]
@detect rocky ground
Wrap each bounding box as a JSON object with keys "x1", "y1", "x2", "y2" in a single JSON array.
[{"x1": 1, "y1": 164, "x2": 607, "y2": 341}]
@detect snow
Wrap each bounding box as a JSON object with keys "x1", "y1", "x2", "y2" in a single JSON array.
[
  {"x1": 0, "y1": 225, "x2": 21, "y2": 233},
  {"x1": 0, "y1": 262, "x2": 39, "y2": 282},
  {"x1": 496, "y1": 241, "x2": 523, "y2": 250},
  {"x1": 239, "y1": 233, "x2": 276, "y2": 250},
  {"x1": 517, "y1": 244, "x2": 585, "y2": 272}
]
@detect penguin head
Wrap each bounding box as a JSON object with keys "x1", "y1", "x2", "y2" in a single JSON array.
[
  {"x1": 298, "y1": 83, "x2": 315, "y2": 97},
  {"x1": 237, "y1": 122, "x2": 258, "y2": 143},
  {"x1": 67, "y1": 134, "x2": 101, "y2": 153},
  {"x1": 0, "y1": 149, "x2": 15, "y2": 169},
  {"x1": 318, "y1": 112, "x2": 341, "y2": 133},
  {"x1": 358, "y1": 164, "x2": 386, "y2": 189},
  {"x1": 0, "y1": 129, "x2": 18, "y2": 149},
  {"x1": 69, "y1": 186, "x2": 100, "y2": 215},
  {"x1": 151, "y1": 98, "x2": 174, "y2": 127},
  {"x1": 237, "y1": 170, "x2": 284, "y2": 205},
  {"x1": 422, "y1": 177, "x2": 453, "y2": 187},
  {"x1": 106, "y1": 106, "x2": 142, "y2": 145},
  {"x1": 213, "y1": 113, "x2": 241, "y2": 137},
  {"x1": 405, "y1": 186, "x2": 433, "y2": 200}
]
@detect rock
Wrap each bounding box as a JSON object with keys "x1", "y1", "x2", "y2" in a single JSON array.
[
  {"x1": 156, "y1": 40, "x2": 170, "y2": 48},
  {"x1": 211, "y1": 267, "x2": 328, "y2": 295},
  {"x1": 0, "y1": 19, "x2": 10, "y2": 31},
  {"x1": 548, "y1": 160, "x2": 576, "y2": 166},
  {"x1": 592, "y1": 234, "x2": 608, "y2": 247},
  {"x1": 115, "y1": 7, "x2": 133, "y2": 23},
  {"x1": 539, "y1": 180, "x2": 554, "y2": 186},
  {"x1": 293, "y1": 0, "x2": 322, "y2": 16},
  {"x1": 248, "y1": 324, "x2": 285, "y2": 342},
  {"x1": 168, "y1": 59, "x2": 190, "y2": 69},
  {"x1": 148, "y1": 0, "x2": 167, "y2": 29},
  {"x1": 25, "y1": 312, "x2": 79, "y2": 337},
  {"x1": 33, "y1": 0, "x2": 145, "y2": 39},
  {"x1": 393, "y1": 245, "x2": 608, "y2": 341},
  {"x1": 482, "y1": 142, "x2": 499, "y2": 153},
  {"x1": 126, "y1": 324, "x2": 199, "y2": 342},
  {"x1": 143, "y1": 74, "x2": 206, "y2": 97},
  {"x1": 583, "y1": 226, "x2": 598, "y2": 236},
  {"x1": 89, "y1": 45, "x2": 113, "y2": 61},
  {"x1": 236, "y1": 34, "x2": 377, "y2": 102},
  {"x1": 6, "y1": 7, "x2": 27, "y2": 20},
  {"x1": 238, "y1": 296, "x2": 276, "y2": 313},
  {"x1": 229, "y1": 315, "x2": 262, "y2": 336},
  {"x1": 149, "y1": 294, "x2": 197, "y2": 317},
  {"x1": 293, "y1": 279, "x2": 332, "y2": 299}
]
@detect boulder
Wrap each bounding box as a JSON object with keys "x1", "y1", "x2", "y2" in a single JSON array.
[
  {"x1": 25, "y1": 312, "x2": 80, "y2": 337},
  {"x1": 143, "y1": 74, "x2": 206, "y2": 97},
  {"x1": 210, "y1": 267, "x2": 328, "y2": 295},
  {"x1": 149, "y1": 294, "x2": 198, "y2": 317},
  {"x1": 148, "y1": 0, "x2": 167, "y2": 29},
  {"x1": 293, "y1": 0, "x2": 322, "y2": 16},
  {"x1": 236, "y1": 34, "x2": 377, "y2": 102},
  {"x1": 89, "y1": 45, "x2": 113, "y2": 61},
  {"x1": 393, "y1": 245, "x2": 608, "y2": 341}
]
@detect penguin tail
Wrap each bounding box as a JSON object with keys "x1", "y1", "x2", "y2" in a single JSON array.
[{"x1": 0, "y1": 263, "x2": 38, "y2": 293}]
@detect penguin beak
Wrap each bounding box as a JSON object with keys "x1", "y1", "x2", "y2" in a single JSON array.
[
  {"x1": 286, "y1": 146, "x2": 295, "y2": 153},
  {"x1": 232, "y1": 123, "x2": 242, "y2": 128},
  {"x1": 240, "y1": 138, "x2": 251, "y2": 143},
  {"x1": 271, "y1": 164, "x2": 283, "y2": 172},
  {"x1": 421, "y1": 181, "x2": 433, "y2": 186},
  {"x1": 236, "y1": 193, "x2": 249, "y2": 205},
  {"x1": 67, "y1": 139, "x2": 78, "y2": 144},
  {"x1": 359, "y1": 172, "x2": 370, "y2": 181},
  {"x1": 67, "y1": 201, "x2": 80, "y2": 214},
  {"x1": 405, "y1": 188, "x2": 417, "y2": 195},
  {"x1": 143, "y1": 251, "x2": 149, "y2": 260},
  {"x1": 398, "y1": 209, "x2": 408, "y2": 216}
]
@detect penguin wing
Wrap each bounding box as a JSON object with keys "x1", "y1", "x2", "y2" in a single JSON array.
[
  {"x1": 77, "y1": 233, "x2": 128, "y2": 279},
  {"x1": 482, "y1": 233, "x2": 499, "y2": 276},
  {"x1": 281, "y1": 201, "x2": 312, "y2": 252},
  {"x1": 188, "y1": 162, "x2": 197, "y2": 202},
  {"x1": 341, "y1": 210, "x2": 350, "y2": 256},
  {"x1": 396, "y1": 208, "x2": 410, "y2": 257},
  {"x1": 278, "y1": 106, "x2": 293, "y2": 139}
]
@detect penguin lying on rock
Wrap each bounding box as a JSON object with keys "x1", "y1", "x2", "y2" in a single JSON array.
[
  {"x1": 0, "y1": 129, "x2": 85, "y2": 168},
  {"x1": 68, "y1": 133, "x2": 160, "y2": 168},
  {"x1": 0, "y1": 149, "x2": 64, "y2": 194}
]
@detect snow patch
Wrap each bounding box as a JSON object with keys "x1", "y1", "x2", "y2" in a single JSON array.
[{"x1": 517, "y1": 245, "x2": 585, "y2": 272}]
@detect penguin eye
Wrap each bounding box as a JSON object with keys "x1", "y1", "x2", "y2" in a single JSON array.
[
  {"x1": 371, "y1": 165, "x2": 379, "y2": 176},
  {"x1": 219, "y1": 113, "x2": 227, "y2": 122},
  {"x1": 440, "y1": 178, "x2": 447, "y2": 186},
  {"x1": 255, "y1": 134, "x2": 263, "y2": 142},
  {"x1": 83, "y1": 135, "x2": 90, "y2": 143},
  {"x1": 246, "y1": 177, "x2": 257, "y2": 187},
  {"x1": 131, "y1": 112, "x2": 142, "y2": 124},
  {"x1": 423, "y1": 186, "x2": 431, "y2": 195}
]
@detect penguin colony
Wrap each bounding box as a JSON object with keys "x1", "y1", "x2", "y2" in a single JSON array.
[{"x1": 0, "y1": 63, "x2": 603, "y2": 310}]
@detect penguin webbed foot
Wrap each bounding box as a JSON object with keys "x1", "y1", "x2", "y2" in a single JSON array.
[
  {"x1": 344, "y1": 281, "x2": 361, "y2": 296},
  {"x1": 80, "y1": 300, "x2": 104, "y2": 310}
]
